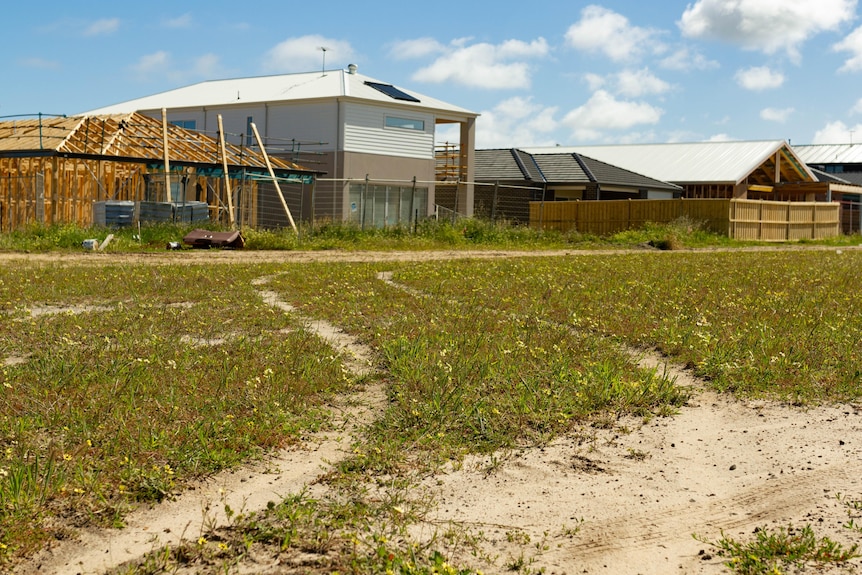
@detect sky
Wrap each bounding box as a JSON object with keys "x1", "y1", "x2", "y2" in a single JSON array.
[{"x1": 2, "y1": 0, "x2": 862, "y2": 149}]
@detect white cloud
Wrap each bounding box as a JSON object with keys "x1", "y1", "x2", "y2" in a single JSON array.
[
  {"x1": 708, "y1": 133, "x2": 735, "y2": 142},
  {"x1": 131, "y1": 51, "x2": 170, "y2": 79},
  {"x1": 565, "y1": 5, "x2": 663, "y2": 62},
  {"x1": 412, "y1": 38, "x2": 549, "y2": 89},
  {"x1": 679, "y1": 0, "x2": 857, "y2": 62},
  {"x1": 192, "y1": 53, "x2": 221, "y2": 78},
  {"x1": 584, "y1": 73, "x2": 606, "y2": 91},
  {"x1": 812, "y1": 120, "x2": 862, "y2": 144},
  {"x1": 263, "y1": 35, "x2": 355, "y2": 73},
  {"x1": 18, "y1": 57, "x2": 60, "y2": 70},
  {"x1": 562, "y1": 90, "x2": 663, "y2": 141},
  {"x1": 163, "y1": 14, "x2": 192, "y2": 29},
  {"x1": 659, "y1": 47, "x2": 719, "y2": 71},
  {"x1": 760, "y1": 107, "x2": 795, "y2": 122},
  {"x1": 835, "y1": 26, "x2": 862, "y2": 72},
  {"x1": 735, "y1": 66, "x2": 785, "y2": 91},
  {"x1": 84, "y1": 18, "x2": 119, "y2": 37},
  {"x1": 389, "y1": 37, "x2": 447, "y2": 60},
  {"x1": 853, "y1": 98, "x2": 862, "y2": 114},
  {"x1": 581, "y1": 69, "x2": 671, "y2": 98},
  {"x1": 616, "y1": 68, "x2": 671, "y2": 97},
  {"x1": 437, "y1": 96, "x2": 560, "y2": 148}
]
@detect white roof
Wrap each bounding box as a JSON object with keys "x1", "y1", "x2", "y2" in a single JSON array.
[
  {"x1": 792, "y1": 144, "x2": 862, "y2": 165},
  {"x1": 84, "y1": 69, "x2": 477, "y2": 120},
  {"x1": 521, "y1": 140, "x2": 813, "y2": 184}
]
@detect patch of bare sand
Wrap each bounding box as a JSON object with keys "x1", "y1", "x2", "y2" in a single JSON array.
[{"x1": 417, "y1": 358, "x2": 862, "y2": 574}]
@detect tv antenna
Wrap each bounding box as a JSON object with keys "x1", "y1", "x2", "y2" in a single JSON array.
[{"x1": 319, "y1": 46, "x2": 329, "y2": 76}]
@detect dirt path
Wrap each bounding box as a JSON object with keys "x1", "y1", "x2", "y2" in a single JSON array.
[
  {"x1": 419, "y1": 358, "x2": 862, "y2": 574},
  {"x1": 14, "y1": 277, "x2": 385, "y2": 575},
  {"x1": 9, "y1": 248, "x2": 862, "y2": 574}
]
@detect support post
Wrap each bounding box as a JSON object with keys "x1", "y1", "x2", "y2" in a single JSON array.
[
  {"x1": 250, "y1": 122, "x2": 297, "y2": 233},
  {"x1": 217, "y1": 115, "x2": 236, "y2": 227},
  {"x1": 161, "y1": 108, "x2": 172, "y2": 203}
]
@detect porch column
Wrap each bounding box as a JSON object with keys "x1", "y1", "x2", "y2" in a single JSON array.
[{"x1": 457, "y1": 117, "x2": 475, "y2": 217}]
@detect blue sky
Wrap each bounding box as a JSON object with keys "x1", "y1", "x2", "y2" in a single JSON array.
[{"x1": 3, "y1": 0, "x2": 862, "y2": 148}]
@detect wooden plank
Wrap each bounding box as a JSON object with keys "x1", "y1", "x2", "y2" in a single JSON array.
[
  {"x1": 250, "y1": 122, "x2": 296, "y2": 233},
  {"x1": 161, "y1": 109, "x2": 172, "y2": 203},
  {"x1": 217, "y1": 115, "x2": 235, "y2": 227}
]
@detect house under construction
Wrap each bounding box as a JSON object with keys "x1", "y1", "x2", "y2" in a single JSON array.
[{"x1": 0, "y1": 112, "x2": 319, "y2": 232}]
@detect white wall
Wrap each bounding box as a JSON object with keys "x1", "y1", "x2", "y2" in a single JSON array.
[
  {"x1": 157, "y1": 101, "x2": 433, "y2": 160},
  {"x1": 265, "y1": 102, "x2": 338, "y2": 150},
  {"x1": 343, "y1": 103, "x2": 434, "y2": 159}
]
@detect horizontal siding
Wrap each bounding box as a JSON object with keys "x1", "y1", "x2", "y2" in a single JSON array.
[
  {"x1": 343, "y1": 103, "x2": 434, "y2": 159},
  {"x1": 265, "y1": 103, "x2": 338, "y2": 149}
]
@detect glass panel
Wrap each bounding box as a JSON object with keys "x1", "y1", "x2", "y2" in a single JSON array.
[
  {"x1": 348, "y1": 184, "x2": 362, "y2": 224},
  {"x1": 385, "y1": 116, "x2": 425, "y2": 131},
  {"x1": 372, "y1": 185, "x2": 387, "y2": 228}
]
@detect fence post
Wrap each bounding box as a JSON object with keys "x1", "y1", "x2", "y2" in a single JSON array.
[
  {"x1": 409, "y1": 176, "x2": 416, "y2": 228},
  {"x1": 539, "y1": 185, "x2": 547, "y2": 230},
  {"x1": 362, "y1": 174, "x2": 369, "y2": 230},
  {"x1": 491, "y1": 181, "x2": 499, "y2": 222}
]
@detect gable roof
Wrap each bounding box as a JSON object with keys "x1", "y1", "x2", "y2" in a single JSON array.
[
  {"x1": 84, "y1": 69, "x2": 477, "y2": 121},
  {"x1": 793, "y1": 144, "x2": 862, "y2": 165},
  {"x1": 474, "y1": 149, "x2": 681, "y2": 191},
  {"x1": 521, "y1": 140, "x2": 815, "y2": 185},
  {"x1": 0, "y1": 113, "x2": 314, "y2": 174}
]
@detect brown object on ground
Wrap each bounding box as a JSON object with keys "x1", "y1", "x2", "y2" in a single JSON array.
[{"x1": 181, "y1": 229, "x2": 245, "y2": 249}]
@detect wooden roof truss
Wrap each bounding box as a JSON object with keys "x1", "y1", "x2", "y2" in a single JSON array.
[
  {"x1": 0, "y1": 113, "x2": 310, "y2": 174},
  {"x1": 745, "y1": 145, "x2": 812, "y2": 187}
]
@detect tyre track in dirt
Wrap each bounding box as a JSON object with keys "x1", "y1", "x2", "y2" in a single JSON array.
[
  {"x1": 378, "y1": 270, "x2": 862, "y2": 575},
  {"x1": 14, "y1": 275, "x2": 385, "y2": 575},
  {"x1": 9, "y1": 250, "x2": 862, "y2": 575}
]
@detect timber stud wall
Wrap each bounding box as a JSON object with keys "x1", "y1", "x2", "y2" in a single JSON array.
[
  {"x1": 530, "y1": 198, "x2": 840, "y2": 241},
  {"x1": 0, "y1": 157, "x2": 251, "y2": 232},
  {"x1": 0, "y1": 156, "x2": 148, "y2": 232}
]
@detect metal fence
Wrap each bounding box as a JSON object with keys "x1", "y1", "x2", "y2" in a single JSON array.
[{"x1": 839, "y1": 199, "x2": 862, "y2": 234}]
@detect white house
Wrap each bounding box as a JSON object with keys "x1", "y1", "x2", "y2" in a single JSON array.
[{"x1": 86, "y1": 65, "x2": 478, "y2": 227}]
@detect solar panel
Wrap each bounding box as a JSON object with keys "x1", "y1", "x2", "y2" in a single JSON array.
[{"x1": 364, "y1": 81, "x2": 420, "y2": 103}]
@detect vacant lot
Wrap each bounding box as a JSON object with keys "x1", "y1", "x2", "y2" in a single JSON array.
[{"x1": 2, "y1": 247, "x2": 861, "y2": 575}]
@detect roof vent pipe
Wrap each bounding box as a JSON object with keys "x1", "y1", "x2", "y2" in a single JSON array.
[{"x1": 348, "y1": 64, "x2": 357, "y2": 75}]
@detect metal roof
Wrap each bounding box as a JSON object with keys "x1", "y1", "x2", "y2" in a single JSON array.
[
  {"x1": 0, "y1": 113, "x2": 313, "y2": 173},
  {"x1": 84, "y1": 69, "x2": 477, "y2": 120},
  {"x1": 521, "y1": 140, "x2": 815, "y2": 185},
  {"x1": 792, "y1": 144, "x2": 862, "y2": 165}
]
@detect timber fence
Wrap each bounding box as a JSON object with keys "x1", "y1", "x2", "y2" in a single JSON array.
[{"x1": 530, "y1": 198, "x2": 841, "y2": 241}]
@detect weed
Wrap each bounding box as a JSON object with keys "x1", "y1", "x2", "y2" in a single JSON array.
[{"x1": 695, "y1": 524, "x2": 859, "y2": 574}]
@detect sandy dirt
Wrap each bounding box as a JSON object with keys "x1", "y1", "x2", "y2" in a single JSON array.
[{"x1": 7, "y1": 248, "x2": 862, "y2": 575}]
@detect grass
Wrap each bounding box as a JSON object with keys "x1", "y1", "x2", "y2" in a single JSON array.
[
  {"x1": 0, "y1": 263, "x2": 350, "y2": 560},
  {"x1": 2, "y1": 236, "x2": 862, "y2": 572},
  {"x1": 696, "y1": 525, "x2": 859, "y2": 575},
  {"x1": 0, "y1": 216, "x2": 784, "y2": 253},
  {"x1": 389, "y1": 250, "x2": 862, "y2": 402}
]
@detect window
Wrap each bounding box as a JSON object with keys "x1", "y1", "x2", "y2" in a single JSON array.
[
  {"x1": 385, "y1": 116, "x2": 425, "y2": 131},
  {"x1": 171, "y1": 120, "x2": 196, "y2": 130}
]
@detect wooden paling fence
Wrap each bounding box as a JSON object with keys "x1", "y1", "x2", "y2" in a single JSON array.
[{"x1": 530, "y1": 198, "x2": 841, "y2": 241}]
